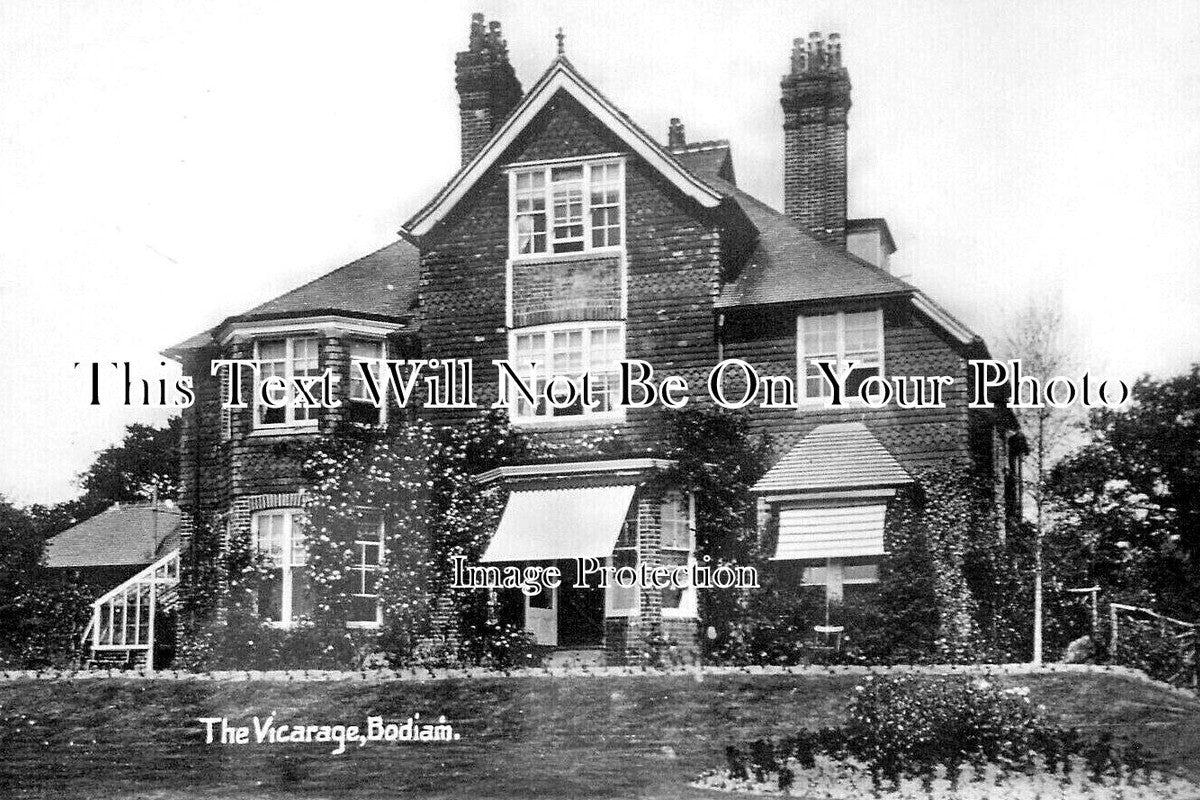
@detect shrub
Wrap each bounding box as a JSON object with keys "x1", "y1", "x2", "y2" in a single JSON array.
[
  {"x1": 843, "y1": 674, "x2": 1047, "y2": 783},
  {"x1": 0, "y1": 576, "x2": 92, "y2": 668},
  {"x1": 704, "y1": 675, "x2": 1177, "y2": 797}
]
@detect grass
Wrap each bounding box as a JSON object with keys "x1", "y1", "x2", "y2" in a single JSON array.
[{"x1": 0, "y1": 671, "x2": 1197, "y2": 799}]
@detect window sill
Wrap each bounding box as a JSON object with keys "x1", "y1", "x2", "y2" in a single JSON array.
[
  {"x1": 248, "y1": 426, "x2": 322, "y2": 439},
  {"x1": 509, "y1": 248, "x2": 624, "y2": 265},
  {"x1": 345, "y1": 621, "x2": 382, "y2": 630},
  {"x1": 511, "y1": 413, "x2": 626, "y2": 429},
  {"x1": 795, "y1": 398, "x2": 884, "y2": 410}
]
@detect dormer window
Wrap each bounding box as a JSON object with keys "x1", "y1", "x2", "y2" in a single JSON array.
[{"x1": 510, "y1": 159, "x2": 624, "y2": 257}]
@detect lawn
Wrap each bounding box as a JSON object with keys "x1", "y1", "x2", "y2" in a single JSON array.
[{"x1": 0, "y1": 670, "x2": 1197, "y2": 799}]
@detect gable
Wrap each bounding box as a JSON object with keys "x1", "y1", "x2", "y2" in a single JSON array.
[{"x1": 401, "y1": 57, "x2": 723, "y2": 242}]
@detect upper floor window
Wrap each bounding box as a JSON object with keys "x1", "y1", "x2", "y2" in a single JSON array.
[
  {"x1": 254, "y1": 336, "x2": 320, "y2": 428},
  {"x1": 797, "y1": 310, "x2": 884, "y2": 401},
  {"x1": 510, "y1": 160, "x2": 624, "y2": 257},
  {"x1": 348, "y1": 338, "x2": 386, "y2": 426},
  {"x1": 508, "y1": 323, "x2": 624, "y2": 421},
  {"x1": 252, "y1": 509, "x2": 310, "y2": 626}
]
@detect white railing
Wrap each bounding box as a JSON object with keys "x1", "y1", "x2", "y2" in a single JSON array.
[{"x1": 88, "y1": 549, "x2": 180, "y2": 672}]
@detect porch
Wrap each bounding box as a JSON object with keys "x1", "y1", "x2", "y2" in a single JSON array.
[{"x1": 474, "y1": 458, "x2": 699, "y2": 664}]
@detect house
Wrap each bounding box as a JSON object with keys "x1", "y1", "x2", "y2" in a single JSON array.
[{"x1": 155, "y1": 15, "x2": 1022, "y2": 665}]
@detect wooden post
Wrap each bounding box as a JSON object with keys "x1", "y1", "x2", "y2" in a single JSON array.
[
  {"x1": 1109, "y1": 603, "x2": 1119, "y2": 661},
  {"x1": 1090, "y1": 588, "x2": 1099, "y2": 639},
  {"x1": 147, "y1": 575, "x2": 157, "y2": 674}
]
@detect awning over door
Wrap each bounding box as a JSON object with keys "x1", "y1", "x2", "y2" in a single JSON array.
[
  {"x1": 480, "y1": 485, "x2": 637, "y2": 563},
  {"x1": 773, "y1": 500, "x2": 887, "y2": 561}
]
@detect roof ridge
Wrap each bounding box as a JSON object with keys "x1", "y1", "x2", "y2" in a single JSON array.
[{"x1": 669, "y1": 139, "x2": 730, "y2": 154}]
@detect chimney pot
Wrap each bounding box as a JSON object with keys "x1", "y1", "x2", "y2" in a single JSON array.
[
  {"x1": 667, "y1": 117, "x2": 686, "y2": 150},
  {"x1": 456, "y1": 14, "x2": 523, "y2": 166}
]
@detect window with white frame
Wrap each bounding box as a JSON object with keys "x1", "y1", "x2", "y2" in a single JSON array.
[
  {"x1": 801, "y1": 557, "x2": 880, "y2": 603},
  {"x1": 797, "y1": 309, "x2": 884, "y2": 401},
  {"x1": 606, "y1": 517, "x2": 638, "y2": 616},
  {"x1": 254, "y1": 336, "x2": 320, "y2": 428},
  {"x1": 508, "y1": 323, "x2": 623, "y2": 420},
  {"x1": 660, "y1": 491, "x2": 697, "y2": 616},
  {"x1": 347, "y1": 513, "x2": 384, "y2": 627},
  {"x1": 510, "y1": 160, "x2": 624, "y2": 257},
  {"x1": 252, "y1": 509, "x2": 310, "y2": 626},
  {"x1": 348, "y1": 339, "x2": 386, "y2": 426}
]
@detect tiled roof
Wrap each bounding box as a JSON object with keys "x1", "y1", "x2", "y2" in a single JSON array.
[
  {"x1": 712, "y1": 179, "x2": 916, "y2": 308},
  {"x1": 752, "y1": 422, "x2": 913, "y2": 494},
  {"x1": 240, "y1": 240, "x2": 419, "y2": 319},
  {"x1": 671, "y1": 142, "x2": 734, "y2": 184},
  {"x1": 166, "y1": 240, "x2": 419, "y2": 353},
  {"x1": 46, "y1": 503, "x2": 181, "y2": 568}
]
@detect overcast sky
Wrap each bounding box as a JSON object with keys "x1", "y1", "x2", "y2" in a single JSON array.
[{"x1": 1, "y1": 0, "x2": 1198, "y2": 506}]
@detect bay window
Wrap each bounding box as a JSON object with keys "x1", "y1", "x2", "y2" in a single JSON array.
[
  {"x1": 348, "y1": 339, "x2": 386, "y2": 426},
  {"x1": 510, "y1": 159, "x2": 624, "y2": 257},
  {"x1": 254, "y1": 336, "x2": 320, "y2": 428},
  {"x1": 797, "y1": 309, "x2": 884, "y2": 401},
  {"x1": 252, "y1": 509, "x2": 310, "y2": 626},
  {"x1": 507, "y1": 323, "x2": 624, "y2": 421}
]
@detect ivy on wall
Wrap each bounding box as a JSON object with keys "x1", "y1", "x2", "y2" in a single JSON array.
[{"x1": 173, "y1": 408, "x2": 1019, "y2": 669}]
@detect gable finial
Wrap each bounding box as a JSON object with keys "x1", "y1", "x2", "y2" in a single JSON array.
[{"x1": 556, "y1": 27, "x2": 565, "y2": 56}]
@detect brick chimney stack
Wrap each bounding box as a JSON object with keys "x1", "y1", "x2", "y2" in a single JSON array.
[
  {"x1": 455, "y1": 13, "x2": 523, "y2": 166},
  {"x1": 780, "y1": 32, "x2": 851, "y2": 248}
]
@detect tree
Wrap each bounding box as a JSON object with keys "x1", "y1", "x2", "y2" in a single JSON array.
[
  {"x1": 75, "y1": 417, "x2": 180, "y2": 511},
  {"x1": 1003, "y1": 300, "x2": 1082, "y2": 663},
  {"x1": 1050, "y1": 365, "x2": 1200, "y2": 618},
  {"x1": 24, "y1": 418, "x2": 181, "y2": 541},
  {"x1": 0, "y1": 494, "x2": 43, "y2": 603},
  {"x1": 0, "y1": 493, "x2": 90, "y2": 667}
]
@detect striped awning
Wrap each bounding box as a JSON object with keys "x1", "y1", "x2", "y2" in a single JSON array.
[
  {"x1": 480, "y1": 485, "x2": 637, "y2": 563},
  {"x1": 773, "y1": 500, "x2": 887, "y2": 561}
]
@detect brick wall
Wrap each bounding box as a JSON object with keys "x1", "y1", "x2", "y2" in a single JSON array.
[
  {"x1": 419, "y1": 91, "x2": 723, "y2": 457},
  {"x1": 721, "y1": 300, "x2": 977, "y2": 473}
]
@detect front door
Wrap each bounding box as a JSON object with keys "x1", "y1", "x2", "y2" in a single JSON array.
[{"x1": 525, "y1": 581, "x2": 557, "y2": 646}]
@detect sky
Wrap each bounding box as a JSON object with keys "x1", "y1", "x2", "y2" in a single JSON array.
[{"x1": 1, "y1": 0, "x2": 1198, "y2": 506}]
